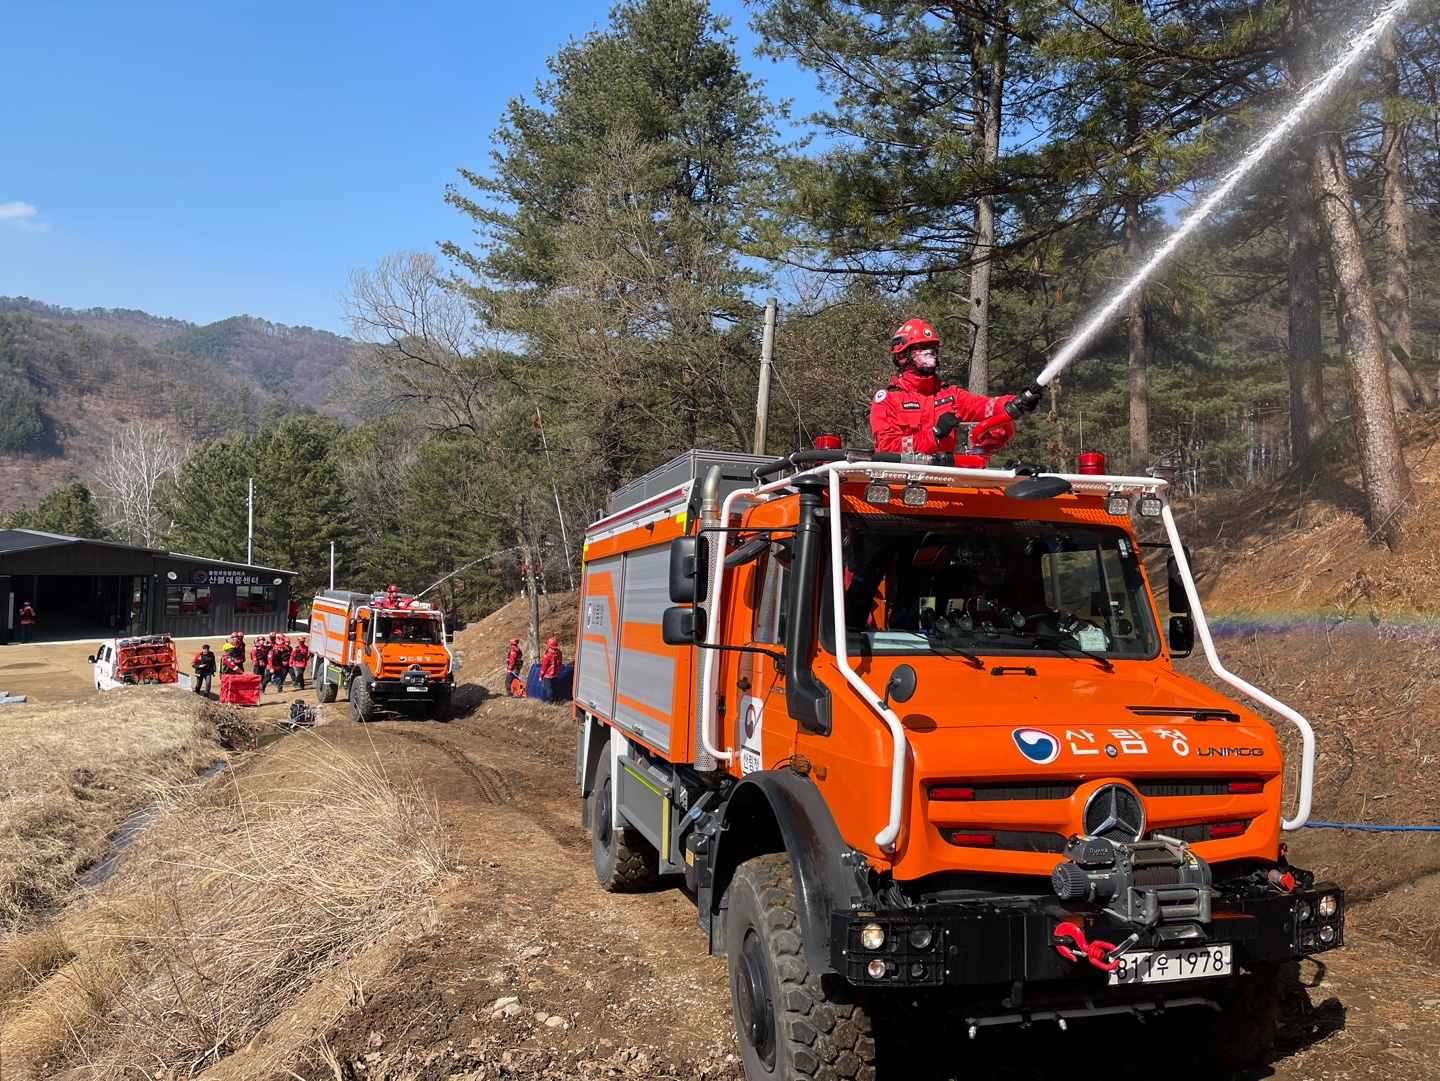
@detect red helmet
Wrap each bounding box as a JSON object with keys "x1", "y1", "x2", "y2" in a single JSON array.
[
  {"x1": 547, "y1": 637, "x2": 559, "y2": 648},
  {"x1": 890, "y1": 318, "x2": 940, "y2": 355},
  {"x1": 509, "y1": 638, "x2": 519, "y2": 645},
  {"x1": 387, "y1": 584, "x2": 399, "y2": 592}
]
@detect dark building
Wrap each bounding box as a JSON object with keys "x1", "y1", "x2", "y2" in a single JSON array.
[{"x1": 0, "y1": 529, "x2": 296, "y2": 643}]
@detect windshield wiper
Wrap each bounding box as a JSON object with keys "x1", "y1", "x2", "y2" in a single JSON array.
[
  {"x1": 1027, "y1": 632, "x2": 1115, "y2": 672},
  {"x1": 921, "y1": 613, "x2": 986, "y2": 668}
]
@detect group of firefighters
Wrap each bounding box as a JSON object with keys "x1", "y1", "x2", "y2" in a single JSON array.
[
  {"x1": 505, "y1": 635, "x2": 564, "y2": 701},
  {"x1": 188, "y1": 632, "x2": 310, "y2": 697}
]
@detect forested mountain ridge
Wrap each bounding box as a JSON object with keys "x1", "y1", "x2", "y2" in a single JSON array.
[
  {"x1": 0, "y1": 311, "x2": 308, "y2": 517},
  {"x1": 0, "y1": 298, "x2": 356, "y2": 410}
]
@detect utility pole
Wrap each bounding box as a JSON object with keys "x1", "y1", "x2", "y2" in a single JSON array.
[
  {"x1": 534, "y1": 407, "x2": 576, "y2": 590},
  {"x1": 752, "y1": 297, "x2": 778, "y2": 455},
  {"x1": 247, "y1": 478, "x2": 254, "y2": 566},
  {"x1": 329, "y1": 541, "x2": 335, "y2": 590}
]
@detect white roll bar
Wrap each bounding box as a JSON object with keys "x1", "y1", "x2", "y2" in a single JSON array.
[
  {"x1": 1160, "y1": 500, "x2": 1314, "y2": 830},
  {"x1": 697, "y1": 476, "x2": 796, "y2": 763},
  {"x1": 824, "y1": 468, "x2": 910, "y2": 851}
]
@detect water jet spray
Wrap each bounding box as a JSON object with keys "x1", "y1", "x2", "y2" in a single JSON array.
[{"x1": 1006, "y1": 0, "x2": 1417, "y2": 423}]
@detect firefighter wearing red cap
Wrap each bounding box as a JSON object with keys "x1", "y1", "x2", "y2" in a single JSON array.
[
  {"x1": 506, "y1": 638, "x2": 524, "y2": 697},
  {"x1": 540, "y1": 637, "x2": 563, "y2": 703},
  {"x1": 870, "y1": 319, "x2": 1014, "y2": 454}
]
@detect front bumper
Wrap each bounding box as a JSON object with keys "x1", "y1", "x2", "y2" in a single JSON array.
[
  {"x1": 370, "y1": 673, "x2": 453, "y2": 701},
  {"x1": 832, "y1": 884, "x2": 1343, "y2": 990}
]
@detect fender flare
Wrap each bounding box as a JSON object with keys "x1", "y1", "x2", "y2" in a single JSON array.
[{"x1": 708, "y1": 770, "x2": 870, "y2": 975}]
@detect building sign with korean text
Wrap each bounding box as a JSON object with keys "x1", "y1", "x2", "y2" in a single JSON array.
[{"x1": 192, "y1": 569, "x2": 261, "y2": 586}]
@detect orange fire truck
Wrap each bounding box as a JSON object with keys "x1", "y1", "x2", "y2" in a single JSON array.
[
  {"x1": 573, "y1": 447, "x2": 1342, "y2": 1078},
  {"x1": 309, "y1": 589, "x2": 455, "y2": 721}
]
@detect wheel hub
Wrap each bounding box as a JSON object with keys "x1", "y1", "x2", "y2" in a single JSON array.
[
  {"x1": 597, "y1": 776, "x2": 613, "y2": 848},
  {"x1": 736, "y1": 931, "x2": 776, "y2": 1069}
]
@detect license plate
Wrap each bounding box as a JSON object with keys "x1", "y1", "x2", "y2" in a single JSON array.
[
  {"x1": 406, "y1": 686, "x2": 427, "y2": 693},
  {"x1": 1108, "y1": 943, "x2": 1231, "y2": 985}
]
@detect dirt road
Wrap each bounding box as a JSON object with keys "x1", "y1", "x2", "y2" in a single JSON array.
[{"x1": 207, "y1": 693, "x2": 1435, "y2": 1081}]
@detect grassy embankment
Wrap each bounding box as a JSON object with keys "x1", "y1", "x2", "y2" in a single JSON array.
[{"x1": 0, "y1": 689, "x2": 449, "y2": 1079}]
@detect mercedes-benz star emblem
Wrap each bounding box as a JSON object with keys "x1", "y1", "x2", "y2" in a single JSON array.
[{"x1": 1083, "y1": 784, "x2": 1146, "y2": 842}]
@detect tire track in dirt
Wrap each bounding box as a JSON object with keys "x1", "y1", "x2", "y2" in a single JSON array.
[{"x1": 389, "y1": 726, "x2": 514, "y2": 804}]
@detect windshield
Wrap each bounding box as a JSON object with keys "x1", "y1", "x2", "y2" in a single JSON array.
[
  {"x1": 374, "y1": 615, "x2": 443, "y2": 645},
  {"x1": 824, "y1": 515, "x2": 1159, "y2": 660}
]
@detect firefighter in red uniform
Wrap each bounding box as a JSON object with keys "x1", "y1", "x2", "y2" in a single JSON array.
[
  {"x1": 540, "y1": 637, "x2": 562, "y2": 703},
  {"x1": 870, "y1": 319, "x2": 1015, "y2": 454},
  {"x1": 506, "y1": 638, "x2": 524, "y2": 697}
]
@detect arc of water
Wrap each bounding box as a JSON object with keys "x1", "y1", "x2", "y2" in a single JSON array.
[{"x1": 1034, "y1": 0, "x2": 1416, "y2": 389}]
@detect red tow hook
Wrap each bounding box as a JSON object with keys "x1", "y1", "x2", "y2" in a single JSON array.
[{"x1": 1052, "y1": 922, "x2": 1123, "y2": 972}]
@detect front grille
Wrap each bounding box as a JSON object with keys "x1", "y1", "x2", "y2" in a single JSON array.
[
  {"x1": 1083, "y1": 784, "x2": 1145, "y2": 842},
  {"x1": 1148, "y1": 820, "x2": 1251, "y2": 844},
  {"x1": 973, "y1": 782, "x2": 1080, "y2": 801},
  {"x1": 943, "y1": 829, "x2": 1066, "y2": 852},
  {"x1": 1137, "y1": 779, "x2": 1231, "y2": 797}
]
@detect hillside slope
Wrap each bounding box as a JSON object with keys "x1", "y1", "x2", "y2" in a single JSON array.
[
  {"x1": 0, "y1": 312, "x2": 306, "y2": 515},
  {"x1": 0, "y1": 297, "x2": 356, "y2": 411}
]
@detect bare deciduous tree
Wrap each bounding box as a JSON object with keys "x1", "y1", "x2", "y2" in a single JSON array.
[
  {"x1": 94, "y1": 421, "x2": 186, "y2": 546},
  {"x1": 342, "y1": 251, "x2": 491, "y2": 434}
]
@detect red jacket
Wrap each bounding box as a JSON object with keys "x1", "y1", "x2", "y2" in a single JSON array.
[
  {"x1": 540, "y1": 646, "x2": 562, "y2": 678},
  {"x1": 290, "y1": 643, "x2": 309, "y2": 668},
  {"x1": 506, "y1": 646, "x2": 523, "y2": 674},
  {"x1": 870, "y1": 370, "x2": 1012, "y2": 454}
]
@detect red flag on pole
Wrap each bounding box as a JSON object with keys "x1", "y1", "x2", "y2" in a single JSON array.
[{"x1": 534, "y1": 406, "x2": 543, "y2": 430}]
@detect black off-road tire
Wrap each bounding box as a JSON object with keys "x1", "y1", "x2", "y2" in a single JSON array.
[
  {"x1": 432, "y1": 690, "x2": 454, "y2": 722},
  {"x1": 1186, "y1": 961, "x2": 1291, "y2": 1070},
  {"x1": 350, "y1": 677, "x2": 377, "y2": 723},
  {"x1": 316, "y1": 661, "x2": 338, "y2": 703},
  {"x1": 725, "y1": 853, "x2": 875, "y2": 1081},
  {"x1": 589, "y1": 753, "x2": 658, "y2": 891}
]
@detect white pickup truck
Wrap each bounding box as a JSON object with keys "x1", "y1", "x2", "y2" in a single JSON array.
[{"x1": 89, "y1": 634, "x2": 181, "y2": 692}]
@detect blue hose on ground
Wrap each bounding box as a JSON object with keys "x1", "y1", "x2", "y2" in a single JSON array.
[{"x1": 1305, "y1": 822, "x2": 1440, "y2": 832}]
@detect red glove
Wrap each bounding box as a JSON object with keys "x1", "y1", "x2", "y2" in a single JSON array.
[{"x1": 969, "y1": 413, "x2": 1015, "y2": 452}]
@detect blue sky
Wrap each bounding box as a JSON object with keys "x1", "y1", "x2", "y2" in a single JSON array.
[{"x1": 0, "y1": 1, "x2": 820, "y2": 335}]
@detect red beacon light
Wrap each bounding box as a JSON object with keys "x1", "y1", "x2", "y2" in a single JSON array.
[
  {"x1": 1078, "y1": 452, "x2": 1106, "y2": 475},
  {"x1": 815, "y1": 434, "x2": 843, "y2": 450}
]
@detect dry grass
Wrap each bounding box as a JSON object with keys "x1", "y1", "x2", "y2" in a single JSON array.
[
  {"x1": 0, "y1": 689, "x2": 264, "y2": 930},
  {"x1": 0, "y1": 735, "x2": 448, "y2": 1080}
]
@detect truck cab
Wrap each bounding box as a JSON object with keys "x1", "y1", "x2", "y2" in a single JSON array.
[
  {"x1": 309, "y1": 589, "x2": 455, "y2": 720},
  {"x1": 573, "y1": 448, "x2": 1342, "y2": 1079}
]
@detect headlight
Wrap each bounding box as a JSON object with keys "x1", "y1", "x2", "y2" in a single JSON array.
[
  {"x1": 1319, "y1": 894, "x2": 1338, "y2": 919},
  {"x1": 908, "y1": 925, "x2": 934, "y2": 950},
  {"x1": 1295, "y1": 900, "x2": 1312, "y2": 923},
  {"x1": 861, "y1": 923, "x2": 886, "y2": 950},
  {"x1": 1105, "y1": 494, "x2": 1130, "y2": 516},
  {"x1": 866, "y1": 959, "x2": 887, "y2": 979},
  {"x1": 1137, "y1": 494, "x2": 1164, "y2": 517},
  {"x1": 1319, "y1": 925, "x2": 1335, "y2": 944},
  {"x1": 902, "y1": 485, "x2": 929, "y2": 507}
]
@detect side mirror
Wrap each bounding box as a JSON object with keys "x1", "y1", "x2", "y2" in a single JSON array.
[
  {"x1": 87, "y1": 655, "x2": 96, "y2": 664},
  {"x1": 1168, "y1": 615, "x2": 1194, "y2": 658},
  {"x1": 445, "y1": 632, "x2": 455, "y2": 644},
  {"x1": 668, "y1": 536, "x2": 709, "y2": 604},
  {"x1": 662, "y1": 605, "x2": 708, "y2": 646},
  {"x1": 884, "y1": 663, "x2": 918, "y2": 707},
  {"x1": 1166, "y1": 552, "x2": 1191, "y2": 614}
]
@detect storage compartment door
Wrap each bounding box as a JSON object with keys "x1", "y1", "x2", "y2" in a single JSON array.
[
  {"x1": 611, "y1": 547, "x2": 676, "y2": 755},
  {"x1": 576, "y1": 555, "x2": 622, "y2": 717}
]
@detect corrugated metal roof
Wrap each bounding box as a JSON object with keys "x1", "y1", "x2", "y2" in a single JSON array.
[{"x1": 0, "y1": 529, "x2": 294, "y2": 576}]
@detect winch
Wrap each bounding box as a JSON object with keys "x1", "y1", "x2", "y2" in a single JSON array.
[{"x1": 1051, "y1": 835, "x2": 1212, "y2": 930}]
